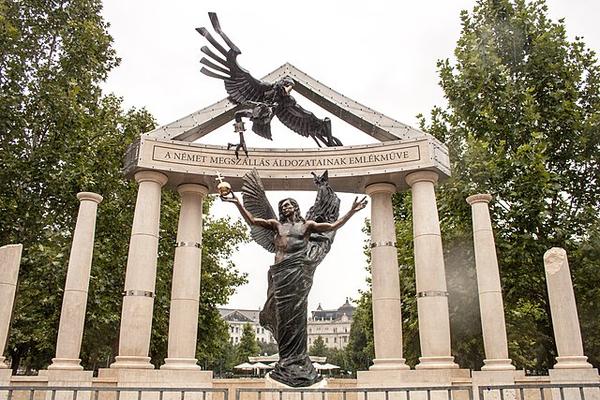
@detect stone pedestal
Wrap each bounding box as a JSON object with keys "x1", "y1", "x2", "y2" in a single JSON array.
[
  {"x1": 405, "y1": 172, "x2": 457, "y2": 369},
  {"x1": 472, "y1": 370, "x2": 517, "y2": 400},
  {"x1": 50, "y1": 192, "x2": 103, "y2": 370},
  {"x1": 543, "y1": 248, "x2": 593, "y2": 370},
  {"x1": 111, "y1": 171, "x2": 168, "y2": 369},
  {"x1": 0, "y1": 244, "x2": 22, "y2": 370},
  {"x1": 466, "y1": 194, "x2": 514, "y2": 371},
  {"x1": 549, "y1": 369, "x2": 600, "y2": 400},
  {"x1": 357, "y1": 369, "x2": 471, "y2": 400},
  {"x1": 365, "y1": 183, "x2": 408, "y2": 371},
  {"x1": 45, "y1": 370, "x2": 94, "y2": 400},
  {"x1": 162, "y1": 184, "x2": 208, "y2": 370},
  {"x1": 0, "y1": 368, "x2": 11, "y2": 386}
]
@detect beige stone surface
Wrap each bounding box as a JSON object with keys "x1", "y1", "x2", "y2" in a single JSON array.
[
  {"x1": 365, "y1": 183, "x2": 408, "y2": 370},
  {"x1": 357, "y1": 369, "x2": 471, "y2": 400},
  {"x1": 128, "y1": 137, "x2": 450, "y2": 192},
  {"x1": 112, "y1": 171, "x2": 168, "y2": 369},
  {"x1": 50, "y1": 192, "x2": 102, "y2": 371},
  {"x1": 544, "y1": 248, "x2": 592, "y2": 369},
  {"x1": 0, "y1": 244, "x2": 22, "y2": 369},
  {"x1": 466, "y1": 194, "x2": 514, "y2": 371},
  {"x1": 163, "y1": 184, "x2": 208, "y2": 370},
  {"x1": 405, "y1": 172, "x2": 457, "y2": 369}
]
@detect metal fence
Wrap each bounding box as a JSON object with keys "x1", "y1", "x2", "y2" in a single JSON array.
[
  {"x1": 236, "y1": 386, "x2": 474, "y2": 400},
  {"x1": 0, "y1": 386, "x2": 228, "y2": 400},
  {"x1": 478, "y1": 383, "x2": 600, "y2": 400}
]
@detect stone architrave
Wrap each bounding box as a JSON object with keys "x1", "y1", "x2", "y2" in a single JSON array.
[
  {"x1": 544, "y1": 247, "x2": 593, "y2": 369},
  {"x1": 111, "y1": 170, "x2": 168, "y2": 369},
  {"x1": 365, "y1": 183, "x2": 408, "y2": 371},
  {"x1": 405, "y1": 171, "x2": 458, "y2": 369},
  {"x1": 50, "y1": 192, "x2": 103, "y2": 370},
  {"x1": 466, "y1": 194, "x2": 514, "y2": 371},
  {"x1": 0, "y1": 244, "x2": 22, "y2": 369},
  {"x1": 162, "y1": 184, "x2": 209, "y2": 370}
]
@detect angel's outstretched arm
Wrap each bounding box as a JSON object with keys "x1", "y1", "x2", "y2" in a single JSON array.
[
  {"x1": 222, "y1": 194, "x2": 278, "y2": 230},
  {"x1": 308, "y1": 196, "x2": 367, "y2": 233}
]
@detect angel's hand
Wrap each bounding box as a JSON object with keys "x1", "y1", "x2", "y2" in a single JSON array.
[
  {"x1": 220, "y1": 192, "x2": 240, "y2": 204},
  {"x1": 351, "y1": 196, "x2": 368, "y2": 212}
]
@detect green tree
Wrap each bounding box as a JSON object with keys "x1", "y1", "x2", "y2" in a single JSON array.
[
  {"x1": 0, "y1": 0, "x2": 248, "y2": 373},
  {"x1": 416, "y1": 0, "x2": 600, "y2": 371},
  {"x1": 309, "y1": 336, "x2": 327, "y2": 357},
  {"x1": 344, "y1": 293, "x2": 375, "y2": 371},
  {"x1": 236, "y1": 324, "x2": 260, "y2": 364},
  {"x1": 258, "y1": 340, "x2": 278, "y2": 356}
]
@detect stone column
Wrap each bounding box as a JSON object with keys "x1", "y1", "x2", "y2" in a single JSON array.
[
  {"x1": 365, "y1": 183, "x2": 408, "y2": 370},
  {"x1": 405, "y1": 171, "x2": 457, "y2": 369},
  {"x1": 49, "y1": 192, "x2": 103, "y2": 370},
  {"x1": 162, "y1": 184, "x2": 208, "y2": 370},
  {"x1": 0, "y1": 244, "x2": 22, "y2": 368},
  {"x1": 111, "y1": 170, "x2": 168, "y2": 369},
  {"x1": 466, "y1": 194, "x2": 514, "y2": 371},
  {"x1": 544, "y1": 247, "x2": 592, "y2": 369}
]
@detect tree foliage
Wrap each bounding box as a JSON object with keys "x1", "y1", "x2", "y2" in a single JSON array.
[
  {"x1": 347, "y1": 0, "x2": 600, "y2": 372},
  {"x1": 418, "y1": 0, "x2": 600, "y2": 371},
  {"x1": 0, "y1": 0, "x2": 247, "y2": 373},
  {"x1": 235, "y1": 324, "x2": 260, "y2": 364},
  {"x1": 309, "y1": 336, "x2": 327, "y2": 357}
]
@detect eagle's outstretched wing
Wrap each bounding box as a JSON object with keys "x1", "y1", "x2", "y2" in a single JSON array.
[
  {"x1": 276, "y1": 96, "x2": 343, "y2": 147},
  {"x1": 304, "y1": 171, "x2": 340, "y2": 271},
  {"x1": 196, "y1": 12, "x2": 272, "y2": 104},
  {"x1": 241, "y1": 169, "x2": 277, "y2": 253}
]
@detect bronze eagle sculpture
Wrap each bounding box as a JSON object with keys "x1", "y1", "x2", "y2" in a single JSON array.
[{"x1": 196, "y1": 12, "x2": 343, "y2": 158}]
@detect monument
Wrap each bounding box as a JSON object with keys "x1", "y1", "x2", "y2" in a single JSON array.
[
  {"x1": 0, "y1": 9, "x2": 597, "y2": 394},
  {"x1": 220, "y1": 169, "x2": 366, "y2": 386}
]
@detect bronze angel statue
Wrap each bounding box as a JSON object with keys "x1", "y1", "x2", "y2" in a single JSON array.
[
  {"x1": 197, "y1": 13, "x2": 343, "y2": 158},
  {"x1": 221, "y1": 170, "x2": 366, "y2": 387}
]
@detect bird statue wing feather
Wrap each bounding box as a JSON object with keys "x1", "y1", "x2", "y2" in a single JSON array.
[
  {"x1": 196, "y1": 12, "x2": 272, "y2": 104},
  {"x1": 276, "y1": 97, "x2": 343, "y2": 147},
  {"x1": 241, "y1": 169, "x2": 277, "y2": 253}
]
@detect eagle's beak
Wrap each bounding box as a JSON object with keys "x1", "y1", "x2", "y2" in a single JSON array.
[{"x1": 285, "y1": 84, "x2": 293, "y2": 94}]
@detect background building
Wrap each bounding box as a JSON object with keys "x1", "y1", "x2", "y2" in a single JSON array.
[
  {"x1": 307, "y1": 298, "x2": 355, "y2": 349},
  {"x1": 218, "y1": 308, "x2": 275, "y2": 345},
  {"x1": 219, "y1": 299, "x2": 355, "y2": 349}
]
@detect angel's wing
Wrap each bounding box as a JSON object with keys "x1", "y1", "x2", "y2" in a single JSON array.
[
  {"x1": 276, "y1": 96, "x2": 343, "y2": 147},
  {"x1": 241, "y1": 169, "x2": 277, "y2": 253},
  {"x1": 196, "y1": 13, "x2": 272, "y2": 105},
  {"x1": 306, "y1": 170, "x2": 340, "y2": 223}
]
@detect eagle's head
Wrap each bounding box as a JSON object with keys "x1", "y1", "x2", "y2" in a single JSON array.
[{"x1": 276, "y1": 76, "x2": 295, "y2": 95}]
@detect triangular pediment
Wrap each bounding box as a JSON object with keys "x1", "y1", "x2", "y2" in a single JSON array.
[{"x1": 143, "y1": 62, "x2": 431, "y2": 143}]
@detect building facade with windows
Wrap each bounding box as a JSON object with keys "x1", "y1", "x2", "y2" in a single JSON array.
[
  {"x1": 218, "y1": 308, "x2": 275, "y2": 345},
  {"x1": 219, "y1": 299, "x2": 355, "y2": 350},
  {"x1": 307, "y1": 298, "x2": 355, "y2": 350}
]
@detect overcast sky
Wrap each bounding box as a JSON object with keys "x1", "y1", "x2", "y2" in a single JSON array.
[{"x1": 100, "y1": 0, "x2": 600, "y2": 312}]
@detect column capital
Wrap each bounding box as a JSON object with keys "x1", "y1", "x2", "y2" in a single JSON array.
[
  {"x1": 134, "y1": 170, "x2": 168, "y2": 187},
  {"x1": 405, "y1": 170, "x2": 439, "y2": 187},
  {"x1": 76, "y1": 192, "x2": 103, "y2": 204},
  {"x1": 466, "y1": 193, "x2": 492, "y2": 205},
  {"x1": 177, "y1": 183, "x2": 209, "y2": 196},
  {"x1": 365, "y1": 182, "x2": 397, "y2": 196}
]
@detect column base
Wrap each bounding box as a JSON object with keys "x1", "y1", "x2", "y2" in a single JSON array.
[
  {"x1": 369, "y1": 358, "x2": 410, "y2": 371},
  {"x1": 0, "y1": 356, "x2": 7, "y2": 369},
  {"x1": 482, "y1": 358, "x2": 516, "y2": 371},
  {"x1": 110, "y1": 356, "x2": 154, "y2": 369},
  {"x1": 48, "y1": 358, "x2": 83, "y2": 370},
  {"x1": 554, "y1": 356, "x2": 594, "y2": 369},
  {"x1": 415, "y1": 356, "x2": 459, "y2": 369},
  {"x1": 549, "y1": 367, "x2": 599, "y2": 383},
  {"x1": 160, "y1": 358, "x2": 201, "y2": 370}
]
